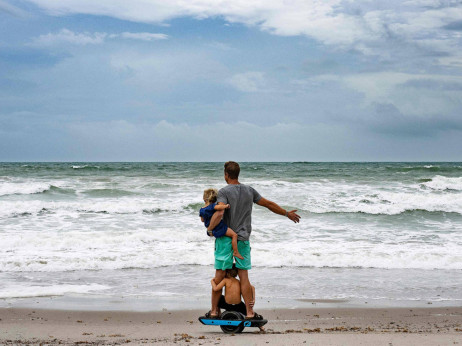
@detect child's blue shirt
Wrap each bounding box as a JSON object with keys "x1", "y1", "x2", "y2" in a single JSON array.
[{"x1": 199, "y1": 203, "x2": 228, "y2": 238}]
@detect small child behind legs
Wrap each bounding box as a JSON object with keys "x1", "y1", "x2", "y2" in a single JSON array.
[
  {"x1": 211, "y1": 265, "x2": 265, "y2": 332},
  {"x1": 199, "y1": 188, "x2": 243, "y2": 260}
]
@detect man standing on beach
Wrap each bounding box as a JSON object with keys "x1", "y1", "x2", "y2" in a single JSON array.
[{"x1": 207, "y1": 161, "x2": 300, "y2": 318}]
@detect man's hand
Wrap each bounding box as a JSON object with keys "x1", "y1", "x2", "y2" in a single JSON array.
[
  {"x1": 225, "y1": 204, "x2": 230, "y2": 209},
  {"x1": 287, "y1": 210, "x2": 300, "y2": 223}
]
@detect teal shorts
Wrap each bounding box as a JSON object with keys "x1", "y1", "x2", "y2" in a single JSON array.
[{"x1": 214, "y1": 237, "x2": 251, "y2": 271}]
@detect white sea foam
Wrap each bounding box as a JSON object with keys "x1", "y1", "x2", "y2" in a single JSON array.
[
  {"x1": 0, "y1": 220, "x2": 460, "y2": 272},
  {"x1": 1, "y1": 164, "x2": 461, "y2": 274},
  {"x1": 0, "y1": 182, "x2": 53, "y2": 196},
  {"x1": 0, "y1": 284, "x2": 109, "y2": 299},
  {"x1": 250, "y1": 241, "x2": 462, "y2": 270},
  {"x1": 422, "y1": 175, "x2": 462, "y2": 191},
  {"x1": 1, "y1": 163, "x2": 462, "y2": 307},
  {"x1": 2, "y1": 178, "x2": 461, "y2": 217}
]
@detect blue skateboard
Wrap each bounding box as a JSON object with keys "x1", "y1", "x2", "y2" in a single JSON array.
[{"x1": 198, "y1": 311, "x2": 267, "y2": 334}]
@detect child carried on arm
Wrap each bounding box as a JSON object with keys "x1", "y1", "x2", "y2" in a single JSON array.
[{"x1": 200, "y1": 188, "x2": 243, "y2": 260}]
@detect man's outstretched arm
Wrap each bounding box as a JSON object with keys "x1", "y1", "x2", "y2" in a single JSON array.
[{"x1": 256, "y1": 197, "x2": 301, "y2": 223}]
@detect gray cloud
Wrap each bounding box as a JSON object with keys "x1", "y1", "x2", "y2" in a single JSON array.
[
  {"x1": 366, "y1": 102, "x2": 462, "y2": 137},
  {"x1": 2, "y1": 1, "x2": 462, "y2": 161},
  {"x1": 399, "y1": 79, "x2": 462, "y2": 90},
  {"x1": 0, "y1": 0, "x2": 28, "y2": 17},
  {"x1": 443, "y1": 19, "x2": 462, "y2": 30},
  {"x1": 25, "y1": 0, "x2": 462, "y2": 62},
  {"x1": 2, "y1": 116, "x2": 461, "y2": 161},
  {"x1": 30, "y1": 29, "x2": 168, "y2": 47}
]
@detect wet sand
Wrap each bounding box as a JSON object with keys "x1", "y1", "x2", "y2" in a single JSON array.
[{"x1": 1, "y1": 307, "x2": 461, "y2": 345}]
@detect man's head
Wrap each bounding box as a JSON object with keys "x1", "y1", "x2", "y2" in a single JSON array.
[
  {"x1": 224, "y1": 161, "x2": 240, "y2": 182},
  {"x1": 226, "y1": 264, "x2": 238, "y2": 278}
]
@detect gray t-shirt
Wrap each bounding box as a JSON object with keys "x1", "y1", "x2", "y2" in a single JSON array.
[{"x1": 217, "y1": 184, "x2": 262, "y2": 241}]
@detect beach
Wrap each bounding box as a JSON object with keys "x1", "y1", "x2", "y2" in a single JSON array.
[
  {"x1": 1, "y1": 306, "x2": 461, "y2": 345},
  {"x1": 3, "y1": 0, "x2": 462, "y2": 340},
  {"x1": 1, "y1": 162, "x2": 461, "y2": 344}
]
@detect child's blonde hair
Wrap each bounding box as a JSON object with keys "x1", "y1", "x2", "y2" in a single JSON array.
[{"x1": 203, "y1": 188, "x2": 218, "y2": 203}]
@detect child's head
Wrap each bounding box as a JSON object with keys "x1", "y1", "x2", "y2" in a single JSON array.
[
  {"x1": 226, "y1": 264, "x2": 238, "y2": 278},
  {"x1": 203, "y1": 188, "x2": 218, "y2": 204}
]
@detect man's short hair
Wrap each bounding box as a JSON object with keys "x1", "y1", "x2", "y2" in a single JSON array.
[{"x1": 224, "y1": 161, "x2": 240, "y2": 180}]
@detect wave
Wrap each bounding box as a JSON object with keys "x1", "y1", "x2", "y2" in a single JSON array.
[
  {"x1": 306, "y1": 199, "x2": 462, "y2": 216},
  {"x1": 71, "y1": 164, "x2": 133, "y2": 171},
  {"x1": 82, "y1": 188, "x2": 137, "y2": 198},
  {"x1": 185, "y1": 202, "x2": 204, "y2": 210},
  {"x1": 385, "y1": 165, "x2": 462, "y2": 173},
  {"x1": 2, "y1": 188, "x2": 462, "y2": 218},
  {"x1": 1, "y1": 246, "x2": 460, "y2": 272},
  {"x1": 421, "y1": 175, "x2": 462, "y2": 191},
  {"x1": 312, "y1": 209, "x2": 462, "y2": 217},
  {"x1": 0, "y1": 215, "x2": 461, "y2": 272},
  {"x1": 0, "y1": 182, "x2": 53, "y2": 196},
  {"x1": 0, "y1": 284, "x2": 109, "y2": 299},
  {"x1": 72, "y1": 165, "x2": 100, "y2": 170},
  {"x1": 0, "y1": 184, "x2": 76, "y2": 197}
]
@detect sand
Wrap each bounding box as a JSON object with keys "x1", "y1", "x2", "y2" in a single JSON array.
[{"x1": 1, "y1": 307, "x2": 461, "y2": 345}]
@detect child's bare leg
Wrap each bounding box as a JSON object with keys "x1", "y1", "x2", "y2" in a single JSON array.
[{"x1": 225, "y1": 228, "x2": 244, "y2": 259}]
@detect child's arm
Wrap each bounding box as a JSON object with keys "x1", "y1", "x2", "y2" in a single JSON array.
[
  {"x1": 214, "y1": 204, "x2": 230, "y2": 211},
  {"x1": 211, "y1": 278, "x2": 227, "y2": 292},
  {"x1": 200, "y1": 216, "x2": 204, "y2": 223}
]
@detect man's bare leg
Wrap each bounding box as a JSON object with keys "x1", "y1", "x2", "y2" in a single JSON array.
[
  {"x1": 251, "y1": 285, "x2": 265, "y2": 332},
  {"x1": 211, "y1": 269, "x2": 226, "y2": 316},
  {"x1": 237, "y1": 269, "x2": 254, "y2": 318},
  {"x1": 207, "y1": 210, "x2": 224, "y2": 233}
]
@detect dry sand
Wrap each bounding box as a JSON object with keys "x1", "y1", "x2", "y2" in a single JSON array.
[{"x1": 1, "y1": 307, "x2": 461, "y2": 345}]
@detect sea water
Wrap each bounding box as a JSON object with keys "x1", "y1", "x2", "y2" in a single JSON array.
[{"x1": 0, "y1": 162, "x2": 461, "y2": 310}]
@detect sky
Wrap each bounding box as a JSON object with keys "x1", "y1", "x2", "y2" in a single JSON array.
[{"x1": 0, "y1": 0, "x2": 461, "y2": 161}]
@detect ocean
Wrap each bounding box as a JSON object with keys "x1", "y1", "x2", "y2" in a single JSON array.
[{"x1": 0, "y1": 162, "x2": 461, "y2": 310}]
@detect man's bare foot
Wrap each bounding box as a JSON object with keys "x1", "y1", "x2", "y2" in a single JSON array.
[
  {"x1": 233, "y1": 252, "x2": 244, "y2": 260},
  {"x1": 258, "y1": 326, "x2": 266, "y2": 332},
  {"x1": 205, "y1": 310, "x2": 220, "y2": 318}
]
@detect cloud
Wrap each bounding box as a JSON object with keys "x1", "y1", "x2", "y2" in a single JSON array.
[
  {"x1": 32, "y1": 29, "x2": 107, "y2": 46},
  {"x1": 25, "y1": 0, "x2": 462, "y2": 60},
  {"x1": 3, "y1": 116, "x2": 458, "y2": 161},
  {"x1": 63, "y1": 119, "x2": 361, "y2": 161},
  {"x1": 117, "y1": 32, "x2": 168, "y2": 41},
  {"x1": 310, "y1": 72, "x2": 462, "y2": 115},
  {"x1": 0, "y1": 0, "x2": 28, "y2": 17},
  {"x1": 399, "y1": 79, "x2": 462, "y2": 91},
  {"x1": 443, "y1": 20, "x2": 462, "y2": 30},
  {"x1": 368, "y1": 102, "x2": 462, "y2": 136},
  {"x1": 31, "y1": 29, "x2": 168, "y2": 46},
  {"x1": 228, "y1": 72, "x2": 266, "y2": 92}
]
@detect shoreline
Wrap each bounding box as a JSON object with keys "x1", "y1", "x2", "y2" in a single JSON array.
[
  {"x1": 2, "y1": 294, "x2": 461, "y2": 313},
  {"x1": 3, "y1": 265, "x2": 462, "y2": 313},
  {"x1": 1, "y1": 306, "x2": 461, "y2": 345}
]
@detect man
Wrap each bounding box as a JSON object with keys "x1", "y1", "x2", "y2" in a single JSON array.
[{"x1": 207, "y1": 161, "x2": 300, "y2": 318}]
